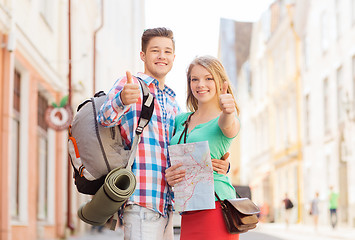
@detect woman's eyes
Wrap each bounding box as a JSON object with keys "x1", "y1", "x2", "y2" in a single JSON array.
[{"x1": 191, "y1": 77, "x2": 214, "y2": 82}]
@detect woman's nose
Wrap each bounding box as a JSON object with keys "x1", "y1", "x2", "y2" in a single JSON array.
[{"x1": 197, "y1": 80, "x2": 205, "y2": 86}]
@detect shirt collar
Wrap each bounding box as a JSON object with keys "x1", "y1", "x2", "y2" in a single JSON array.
[{"x1": 136, "y1": 72, "x2": 176, "y2": 98}]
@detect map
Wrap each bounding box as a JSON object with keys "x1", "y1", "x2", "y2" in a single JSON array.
[{"x1": 168, "y1": 141, "x2": 215, "y2": 212}]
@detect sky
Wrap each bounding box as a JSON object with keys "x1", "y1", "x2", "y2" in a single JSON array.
[{"x1": 145, "y1": 0, "x2": 275, "y2": 108}]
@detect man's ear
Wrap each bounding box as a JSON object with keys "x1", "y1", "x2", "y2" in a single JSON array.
[{"x1": 140, "y1": 51, "x2": 145, "y2": 62}]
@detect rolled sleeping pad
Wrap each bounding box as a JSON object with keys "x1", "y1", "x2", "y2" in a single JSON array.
[{"x1": 78, "y1": 167, "x2": 136, "y2": 226}]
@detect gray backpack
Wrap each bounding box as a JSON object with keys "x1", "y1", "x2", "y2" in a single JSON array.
[{"x1": 68, "y1": 79, "x2": 154, "y2": 195}]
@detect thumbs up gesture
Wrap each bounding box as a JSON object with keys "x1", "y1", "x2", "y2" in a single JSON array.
[
  {"x1": 121, "y1": 71, "x2": 140, "y2": 105},
  {"x1": 219, "y1": 81, "x2": 235, "y2": 114}
]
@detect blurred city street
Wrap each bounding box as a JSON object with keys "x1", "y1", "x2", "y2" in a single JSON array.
[
  {"x1": 2, "y1": 0, "x2": 355, "y2": 239},
  {"x1": 67, "y1": 223, "x2": 355, "y2": 240}
]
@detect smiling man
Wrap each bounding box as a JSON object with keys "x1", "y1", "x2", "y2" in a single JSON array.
[{"x1": 97, "y1": 27, "x2": 180, "y2": 240}]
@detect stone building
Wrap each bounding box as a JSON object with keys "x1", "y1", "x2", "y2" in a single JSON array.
[{"x1": 0, "y1": 0, "x2": 144, "y2": 239}]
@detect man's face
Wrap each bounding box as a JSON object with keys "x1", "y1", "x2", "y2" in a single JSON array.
[{"x1": 140, "y1": 37, "x2": 175, "y2": 82}]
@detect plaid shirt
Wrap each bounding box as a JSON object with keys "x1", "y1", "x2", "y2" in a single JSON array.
[{"x1": 97, "y1": 72, "x2": 180, "y2": 217}]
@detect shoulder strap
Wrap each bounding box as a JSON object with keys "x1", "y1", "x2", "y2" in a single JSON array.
[
  {"x1": 126, "y1": 78, "x2": 155, "y2": 171},
  {"x1": 177, "y1": 113, "x2": 194, "y2": 144},
  {"x1": 135, "y1": 79, "x2": 155, "y2": 134}
]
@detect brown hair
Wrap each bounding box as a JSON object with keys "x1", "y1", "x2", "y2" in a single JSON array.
[
  {"x1": 141, "y1": 27, "x2": 175, "y2": 53},
  {"x1": 186, "y1": 55, "x2": 240, "y2": 114}
]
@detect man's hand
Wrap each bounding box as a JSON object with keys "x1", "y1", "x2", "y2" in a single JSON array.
[
  {"x1": 121, "y1": 71, "x2": 140, "y2": 105},
  {"x1": 165, "y1": 164, "x2": 186, "y2": 187},
  {"x1": 212, "y1": 152, "x2": 230, "y2": 175}
]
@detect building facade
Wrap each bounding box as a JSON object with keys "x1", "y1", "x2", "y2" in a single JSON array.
[
  {"x1": 297, "y1": 0, "x2": 355, "y2": 227},
  {"x1": 0, "y1": 0, "x2": 145, "y2": 240},
  {"x1": 236, "y1": 0, "x2": 355, "y2": 227}
]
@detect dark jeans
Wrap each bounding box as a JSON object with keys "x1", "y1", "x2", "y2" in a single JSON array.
[{"x1": 330, "y1": 208, "x2": 337, "y2": 228}]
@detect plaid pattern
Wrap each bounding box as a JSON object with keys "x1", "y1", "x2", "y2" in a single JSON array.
[{"x1": 98, "y1": 72, "x2": 180, "y2": 217}]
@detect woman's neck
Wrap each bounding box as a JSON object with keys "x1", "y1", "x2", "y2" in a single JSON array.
[{"x1": 193, "y1": 103, "x2": 221, "y2": 122}]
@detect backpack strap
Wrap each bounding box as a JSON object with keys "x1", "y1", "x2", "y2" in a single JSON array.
[
  {"x1": 126, "y1": 78, "x2": 155, "y2": 171},
  {"x1": 92, "y1": 95, "x2": 112, "y2": 173},
  {"x1": 135, "y1": 79, "x2": 154, "y2": 134}
]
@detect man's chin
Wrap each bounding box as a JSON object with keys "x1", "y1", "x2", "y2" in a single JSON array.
[{"x1": 153, "y1": 71, "x2": 170, "y2": 81}]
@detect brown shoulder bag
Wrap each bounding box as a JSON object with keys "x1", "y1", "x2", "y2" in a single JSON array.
[{"x1": 215, "y1": 192, "x2": 260, "y2": 234}]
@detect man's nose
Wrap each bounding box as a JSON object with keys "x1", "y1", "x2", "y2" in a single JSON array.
[{"x1": 158, "y1": 51, "x2": 166, "y2": 59}]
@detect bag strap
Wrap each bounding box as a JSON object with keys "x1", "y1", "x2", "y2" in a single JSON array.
[
  {"x1": 215, "y1": 190, "x2": 242, "y2": 203},
  {"x1": 92, "y1": 95, "x2": 112, "y2": 173},
  {"x1": 215, "y1": 192, "x2": 227, "y2": 210},
  {"x1": 126, "y1": 78, "x2": 155, "y2": 171},
  {"x1": 177, "y1": 113, "x2": 194, "y2": 144}
]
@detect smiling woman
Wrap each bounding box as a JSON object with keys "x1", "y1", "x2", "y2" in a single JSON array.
[{"x1": 165, "y1": 55, "x2": 241, "y2": 239}]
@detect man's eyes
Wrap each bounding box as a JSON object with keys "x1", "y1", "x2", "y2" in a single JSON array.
[{"x1": 149, "y1": 49, "x2": 172, "y2": 54}]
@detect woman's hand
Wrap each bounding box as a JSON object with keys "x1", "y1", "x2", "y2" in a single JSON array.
[
  {"x1": 218, "y1": 81, "x2": 240, "y2": 138},
  {"x1": 165, "y1": 163, "x2": 186, "y2": 187},
  {"x1": 219, "y1": 81, "x2": 236, "y2": 115},
  {"x1": 212, "y1": 152, "x2": 230, "y2": 175}
]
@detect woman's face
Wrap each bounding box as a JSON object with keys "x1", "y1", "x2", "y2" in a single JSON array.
[{"x1": 189, "y1": 65, "x2": 218, "y2": 105}]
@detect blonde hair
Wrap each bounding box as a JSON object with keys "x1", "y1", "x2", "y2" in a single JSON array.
[{"x1": 186, "y1": 55, "x2": 240, "y2": 114}]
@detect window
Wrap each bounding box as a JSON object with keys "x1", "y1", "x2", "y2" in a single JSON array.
[
  {"x1": 274, "y1": 52, "x2": 281, "y2": 86},
  {"x1": 324, "y1": 78, "x2": 330, "y2": 134},
  {"x1": 321, "y1": 11, "x2": 329, "y2": 52},
  {"x1": 335, "y1": 0, "x2": 341, "y2": 39},
  {"x1": 275, "y1": 107, "x2": 282, "y2": 151},
  {"x1": 304, "y1": 94, "x2": 310, "y2": 143},
  {"x1": 39, "y1": 0, "x2": 54, "y2": 28},
  {"x1": 303, "y1": 35, "x2": 310, "y2": 69},
  {"x1": 251, "y1": 119, "x2": 257, "y2": 155},
  {"x1": 37, "y1": 93, "x2": 49, "y2": 221},
  {"x1": 283, "y1": 104, "x2": 289, "y2": 148},
  {"x1": 337, "y1": 66, "x2": 345, "y2": 123},
  {"x1": 352, "y1": 56, "x2": 355, "y2": 104},
  {"x1": 10, "y1": 70, "x2": 21, "y2": 220},
  {"x1": 242, "y1": 61, "x2": 253, "y2": 97},
  {"x1": 262, "y1": 112, "x2": 269, "y2": 151},
  {"x1": 326, "y1": 155, "x2": 331, "y2": 188}
]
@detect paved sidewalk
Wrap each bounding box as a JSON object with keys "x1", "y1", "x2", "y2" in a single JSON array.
[
  {"x1": 66, "y1": 226, "x2": 180, "y2": 240},
  {"x1": 66, "y1": 223, "x2": 355, "y2": 240},
  {"x1": 67, "y1": 227, "x2": 124, "y2": 240},
  {"x1": 255, "y1": 223, "x2": 355, "y2": 240}
]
